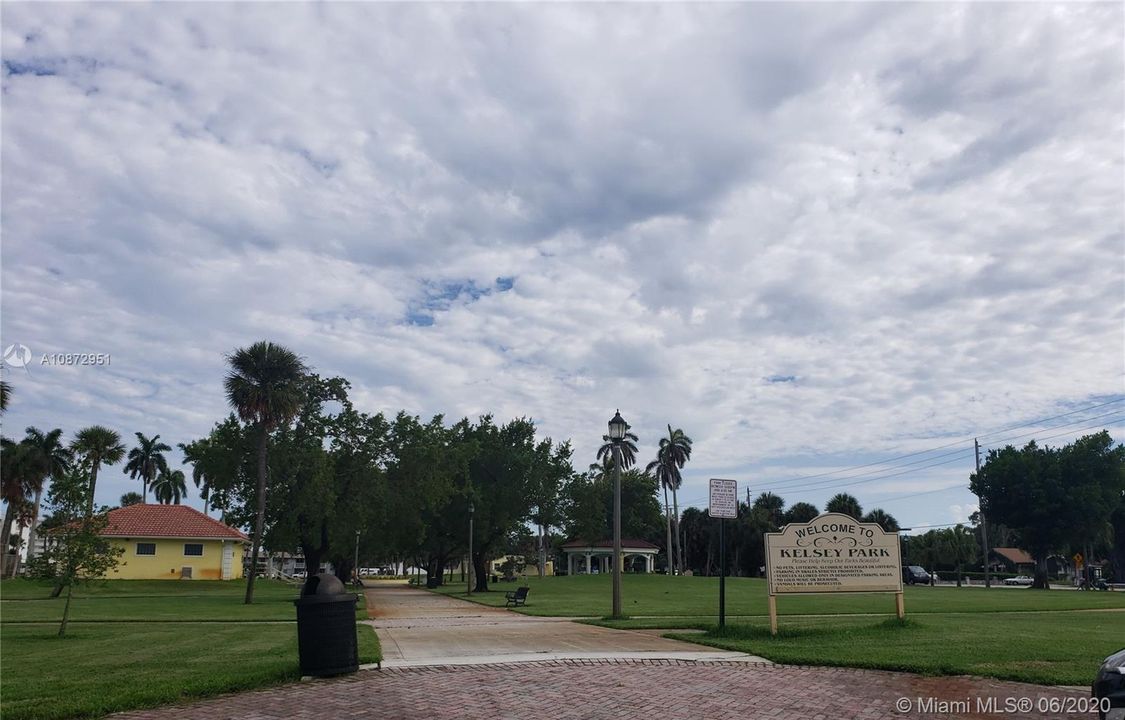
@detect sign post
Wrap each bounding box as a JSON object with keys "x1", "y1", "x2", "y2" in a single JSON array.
[
  {"x1": 765, "y1": 512, "x2": 903, "y2": 636},
  {"x1": 708, "y1": 479, "x2": 738, "y2": 628}
]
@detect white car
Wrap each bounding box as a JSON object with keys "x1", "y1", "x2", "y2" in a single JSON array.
[{"x1": 1003, "y1": 575, "x2": 1034, "y2": 586}]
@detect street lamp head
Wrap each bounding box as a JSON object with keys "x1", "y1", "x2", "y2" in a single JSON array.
[
  {"x1": 608, "y1": 409, "x2": 627, "y2": 440},
  {"x1": 468, "y1": 501, "x2": 474, "y2": 514}
]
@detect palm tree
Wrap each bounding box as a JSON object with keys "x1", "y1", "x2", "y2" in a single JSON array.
[
  {"x1": 862, "y1": 508, "x2": 900, "y2": 533},
  {"x1": 940, "y1": 524, "x2": 978, "y2": 587},
  {"x1": 0, "y1": 380, "x2": 11, "y2": 413},
  {"x1": 0, "y1": 438, "x2": 32, "y2": 568},
  {"x1": 70, "y1": 426, "x2": 126, "y2": 516},
  {"x1": 124, "y1": 433, "x2": 171, "y2": 503},
  {"x1": 596, "y1": 429, "x2": 638, "y2": 470},
  {"x1": 645, "y1": 454, "x2": 678, "y2": 575},
  {"x1": 752, "y1": 492, "x2": 786, "y2": 529},
  {"x1": 224, "y1": 341, "x2": 308, "y2": 604},
  {"x1": 119, "y1": 491, "x2": 143, "y2": 506},
  {"x1": 650, "y1": 425, "x2": 692, "y2": 574},
  {"x1": 825, "y1": 492, "x2": 864, "y2": 520},
  {"x1": 22, "y1": 427, "x2": 72, "y2": 566},
  {"x1": 179, "y1": 440, "x2": 213, "y2": 516},
  {"x1": 152, "y1": 469, "x2": 188, "y2": 505},
  {"x1": 784, "y1": 501, "x2": 819, "y2": 524}
]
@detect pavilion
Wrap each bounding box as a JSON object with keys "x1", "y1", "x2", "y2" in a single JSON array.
[{"x1": 561, "y1": 538, "x2": 660, "y2": 575}]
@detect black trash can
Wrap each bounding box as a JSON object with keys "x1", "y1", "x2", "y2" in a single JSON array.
[
  {"x1": 425, "y1": 575, "x2": 441, "y2": 589},
  {"x1": 293, "y1": 573, "x2": 359, "y2": 677}
]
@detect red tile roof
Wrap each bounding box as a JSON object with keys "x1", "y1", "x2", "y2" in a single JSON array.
[
  {"x1": 101, "y1": 504, "x2": 248, "y2": 541},
  {"x1": 561, "y1": 538, "x2": 659, "y2": 550},
  {"x1": 992, "y1": 547, "x2": 1034, "y2": 565}
]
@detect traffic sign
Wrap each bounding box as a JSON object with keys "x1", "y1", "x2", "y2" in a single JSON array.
[{"x1": 709, "y1": 478, "x2": 737, "y2": 519}]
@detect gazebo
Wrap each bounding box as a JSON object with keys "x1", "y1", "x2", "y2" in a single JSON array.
[{"x1": 561, "y1": 538, "x2": 660, "y2": 575}]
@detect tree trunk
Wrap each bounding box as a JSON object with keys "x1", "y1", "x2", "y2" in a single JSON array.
[
  {"x1": 0, "y1": 502, "x2": 15, "y2": 570},
  {"x1": 956, "y1": 563, "x2": 962, "y2": 587},
  {"x1": 58, "y1": 582, "x2": 74, "y2": 637},
  {"x1": 671, "y1": 485, "x2": 683, "y2": 575},
  {"x1": 142, "y1": 475, "x2": 148, "y2": 504},
  {"x1": 472, "y1": 551, "x2": 489, "y2": 593},
  {"x1": 1032, "y1": 555, "x2": 1050, "y2": 589},
  {"x1": 537, "y1": 524, "x2": 545, "y2": 579},
  {"x1": 244, "y1": 428, "x2": 269, "y2": 604},
  {"x1": 86, "y1": 463, "x2": 100, "y2": 517},
  {"x1": 663, "y1": 485, "x2": 674, "y2": 575},
  {"x1": 25, "y1": 482, "x2": 44, "y2": 562}
]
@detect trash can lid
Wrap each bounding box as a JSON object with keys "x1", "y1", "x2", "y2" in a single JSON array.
[{"x1": 301, "y1": 572, "x2": 348, "y2": 597}]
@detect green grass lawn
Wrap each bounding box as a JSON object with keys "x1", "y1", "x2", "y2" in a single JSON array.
[
  {"x1": 432, "y1": 574, "x2": 1125, "y2": 617},
  {"x1": 431, "y1": 575, "x2": 1123, "y2": 686},
  {"x1": 1, "y1": 579, "x2": 380, "y2": 720},
  {"x1": 590, "y1": 612, "x2": 1124, "y2": 687}
]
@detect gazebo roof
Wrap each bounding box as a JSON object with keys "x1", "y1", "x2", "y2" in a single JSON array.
[{"x1": 561, "y1": 538, "x2": 659, "y2": 551}]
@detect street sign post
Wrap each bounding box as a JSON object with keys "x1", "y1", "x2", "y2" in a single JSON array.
[{"x1": 709, "y1": 479, "x2": 738, "y2": 627}]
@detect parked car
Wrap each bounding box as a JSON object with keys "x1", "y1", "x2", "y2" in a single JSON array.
[
  {"x1": 902, "y1": 566, "x2": 931, "y2": 585},
  {"x1": 1003, "y1": 575, "x2": 1034, "y2": 586},
  {"x1": 1093, "y1": 647, "x2": 1125, "y2": 720}
]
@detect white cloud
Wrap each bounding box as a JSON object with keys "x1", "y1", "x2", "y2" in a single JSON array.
[{"x1": 1, "y1": 3, "x2": 1122, "y2": 528}]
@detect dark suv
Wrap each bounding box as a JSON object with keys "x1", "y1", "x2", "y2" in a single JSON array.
[{"x1": 902, "y1": 565, "x2": 931, "y2": 585}]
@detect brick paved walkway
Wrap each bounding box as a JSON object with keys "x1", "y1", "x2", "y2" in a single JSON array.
[{"x1": 114, "y1": 658, "x2": 1092, "y2": 719}]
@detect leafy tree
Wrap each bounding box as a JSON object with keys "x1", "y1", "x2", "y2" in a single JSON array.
[
  {"x1": 224, "y1": 340, "x2": 308, "y2": 604},
  {"x1": 119, "y1": 492, "x2": 143, "y2": 506},
  {"x1": 784, "y1": 501, "x2": 819, "y2": 524},
  {"x1": 971, "y1": 434, "x2": 1125, "y2": 589},
  {"x1": 70, "y1": 426, "x2": 126, "y2": 516},
  {"x1": 862, "y1": 508, "x2": 900, "y2": 533},
  {"x1": 643, "y1": 425, "x2": 691, "y2": 574},
  {"x1": 825, "y1": 492, "x2": 863, "y2": 520},
  {"x1": 527, "y1": 438, "x2": 573, "y2": 579},
  {"x1": 152, "y1": 469, "x2": 188, "y2": 504},
  {"x1": 940, "y1": 524, "x2": 977, "y2": 587},
  {"x1": 26, "y1": 469, "x2": 124, "y2": 636},
  {"x1": 124, "y1": 433, "x2": 170, "y2": 504},
  {"x1": 908, "y1": 530, "x2": 940, "y2": 586}
]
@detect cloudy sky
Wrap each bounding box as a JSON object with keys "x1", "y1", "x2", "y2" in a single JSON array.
[{"x1": 2, "y1": 3, "x2": 1122, "y2": 531}]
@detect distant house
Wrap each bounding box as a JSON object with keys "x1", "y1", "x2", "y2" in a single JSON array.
[
  {"x1": 100, "y1": 504, "x2": 248, "y2": 580},
  {"x1": 991, "y1": 547, "x2": 1035, "y2": 574}
]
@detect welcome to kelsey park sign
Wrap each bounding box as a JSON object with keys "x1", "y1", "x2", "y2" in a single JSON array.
[{"x1": 764, "y1": 512, "x2": 904, "y2": 634}]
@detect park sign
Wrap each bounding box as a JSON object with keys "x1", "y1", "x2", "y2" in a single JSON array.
[{"x1": 764, "y1": 512, "x2": 903, "y2": 633}]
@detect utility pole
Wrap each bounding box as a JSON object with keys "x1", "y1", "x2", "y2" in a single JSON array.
[{"x1": 975, "y1": 439, "x2": 991, "y2": 589}]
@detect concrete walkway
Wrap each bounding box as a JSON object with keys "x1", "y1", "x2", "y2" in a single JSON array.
[{"x1": 364, "y1": 582, "x2": 767, "y2": 667}]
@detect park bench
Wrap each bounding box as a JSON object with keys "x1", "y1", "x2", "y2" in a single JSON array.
[{"x1": 505, "y1": 586, "x2": 530, "y2": 607}]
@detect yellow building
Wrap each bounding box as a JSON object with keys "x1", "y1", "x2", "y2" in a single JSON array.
[{"x1": 101, "y1": 504, "x2": 248, "y2": 580}]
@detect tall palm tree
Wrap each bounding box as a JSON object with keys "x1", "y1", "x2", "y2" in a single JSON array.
[
  {"x1": 0, "y1": 380, "x2": 11, "y2": 413},
  {"x1": 826, "y1": 492, "x2": 864, "y2": 520},
  {"x1": 784, "y1": 501, "x2": 819, "y2": 524},
  {"x1": 596, "y1": 429, "x2": 638, "y2": 470},
  {"x1": 70, "y1": 426, "x2": 126, "y2": 516},
  {"x1": 649, "y1": 425, "x2": 692, "y2": 574},
  {"x1": 0, "y1": 438, "x2": 32, "y2": 567},
  {"x1": 22, "y1": 427, "x2": 72, "y2": 565},
  {"x1": 224, "y1": 340, "x2": 308, "y2": 604},
  {"x1": 152, "y1": 469, "x2": 188, "y2": 505},
  {"x1": 179, "y1": 440, "x2": 212, "y2": 516},
  {"x1": 124, "y1": 433, "x2": 171, "y2": 503},
  {"x1": 645, "y1": 454, "x2": 678, "y2": 575}
]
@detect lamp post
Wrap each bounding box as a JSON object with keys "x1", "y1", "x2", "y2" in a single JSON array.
[
  {"x1": 607, "y1": 410, "x2": 628, "y2": 619},
  {"x1": 467, "y1": 500, "x2": 475, "y2": 596}
]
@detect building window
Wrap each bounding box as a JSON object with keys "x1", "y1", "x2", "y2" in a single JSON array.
[
  {"x1": 184, "y1": 543, "x2": 204, "y2": 557},
  {"x1": 136, "y1": 542, "x2": 156, "y2": 556}
]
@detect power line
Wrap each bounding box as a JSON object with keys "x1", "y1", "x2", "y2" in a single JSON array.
[
  {"x1": 755, "y1": 408, "x2": 1124, "y2": 494},
  {"x1": 751, "y1": 398, "x2": 1123, "y2": 488}
]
